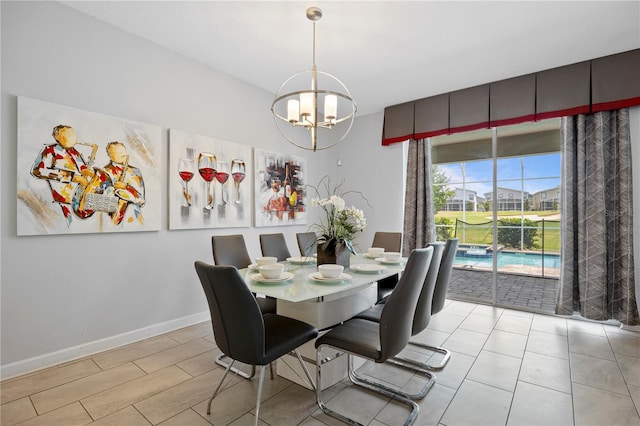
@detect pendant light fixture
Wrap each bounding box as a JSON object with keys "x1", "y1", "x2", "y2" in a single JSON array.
[{"x1": 271, "y1": 7, "x2": 357, "y2": 151}]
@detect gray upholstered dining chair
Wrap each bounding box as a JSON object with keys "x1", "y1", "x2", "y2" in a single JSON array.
[
  {"x1": 296, "y1": 232, "x2": 317, "y2": 257},
  {"x1": 371, "y1": 231, "x2": 403, "y2": 302},
  {"x1": 195, "y1": 262, "x2": 317, "y2": 426},
  {"x1": 355, "y1": 241, "x2": 445, "y2": 384},
  {"x1": 259, "y1": 232, "x2": 292, "y2": 261},
  {"x1": 211, "y1": 234, "x2": 276, "y2": 314},
  {"x1": 416, "y1": 238, "x2": 458, "y2": 370},
  {"x1": 211, "y1": 234, "x2": 276, "y2": 379},
  {"x1": 211, "y1": 234, "x2": 252, "y2": 269},
  {"x1": 315, "y1": 247, "x2": 434, "y2": 425}
]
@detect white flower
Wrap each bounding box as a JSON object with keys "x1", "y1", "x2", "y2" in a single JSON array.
[
  {"x1": 307, "y1": 176, "x2": 370, "y2": 254},
  {"x1": 330, "y1": 195, "x2": 345, "y2": 211}
]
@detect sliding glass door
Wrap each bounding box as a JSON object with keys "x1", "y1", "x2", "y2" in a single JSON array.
[{"x1": 431, "y1": 119, "x2": 561, "y2": 313}]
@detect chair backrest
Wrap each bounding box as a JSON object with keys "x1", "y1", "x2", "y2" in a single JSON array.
[
  {"x1": 412, "y1": 242, "x2": 445, "y2": 336},
  {"x1": 296, "y1": 232, "x2": 317, "y2": 256},
  {"x1": 194, "y1": 262, "x2": 266, "y2": 365},
  {"x1": 211, "y1": 234, "x2": 252, "y2": 269},
  {"x1": 372, "y1": 232, "x2": 402, "y2": 252},
  {"x1": 432, "y1": 238, "x2": 459, "y2": 315},
  {"x1": 259, "y1": 233, "x2": 292, "y2": 261},
  {"x1": 379, "y1": 247, "x2": 433, "y2": 361}
]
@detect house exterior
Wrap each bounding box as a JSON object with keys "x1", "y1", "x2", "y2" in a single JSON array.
[
  {"x1": 484, "y1": 187, "x2": 532, "y2": 211},
  {"x1": 533, "y1": 186, "x2": 561, "y2": 210},
  {"x1": 444, "y1": 188, "x2": 480, "y2": 211}
]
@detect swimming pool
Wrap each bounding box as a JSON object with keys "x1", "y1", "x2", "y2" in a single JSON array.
[{"x1": 454, "y1": 251, "x2": 560, "y2": 269}]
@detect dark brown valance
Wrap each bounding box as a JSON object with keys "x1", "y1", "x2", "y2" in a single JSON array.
[
  {"x1": 382, "y1": 48, "x2": 640, "y2": 145},
  {"x1": 490, "y1": 74, "x2": 536, "y2": 127},
  {"x1": 536, "y1": 61, "x2": 591, "y2": 120},
  {"x1": 592, "y1": 49, "x2": 640, "y2": 112},
  {"x1": 382, "y1": 101, "x2": 414, "y2": 145},
  {"x1": 449, "y1": 85, "x2": 490, "y2": 134},
  {"x1": 414, "y1": 94, "x2": 449, "y2": 139}
]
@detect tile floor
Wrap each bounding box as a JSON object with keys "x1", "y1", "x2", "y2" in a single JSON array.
[{"x1": 2, "y1": 300, "x2": 639, "y2": 426}]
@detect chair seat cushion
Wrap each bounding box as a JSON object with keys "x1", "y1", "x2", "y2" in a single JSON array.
[
  {"x1": 315, "y1": 318, "x2": 383, "y2": 362},
  {"x1": 354, "y1": 304, "x2": 383, "y2": 322},
  {"x1": 262, "y1": 314, "x2": 318, "y2": 364}
]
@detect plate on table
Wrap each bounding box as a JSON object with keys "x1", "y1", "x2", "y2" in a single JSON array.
[
  {"x1": 363, "y1": 253, "x2": 381, "y2": 259},
  {"x1": 287, "y1": 256, "x2": 316, "y2": 265},
  {"x1": 375, "y1": 257, "x2": 404, "y2": 265},
  {"x1": 308, "y1": 272, "x2": 352, "y2": 284},
  {"x1": 350, "y1": 264, "x2": 388, "y2": 274},
  {"x1": 250, "y1": 272, "x2": 294, "y2": 284}
]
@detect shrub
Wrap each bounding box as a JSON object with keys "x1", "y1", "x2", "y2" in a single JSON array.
[
  {"x1": 435, "y1": 217, "x2": 454, "y2": 241},
  {"x1": 497, "y1": 218, "x2": 537, "y2": 249}
]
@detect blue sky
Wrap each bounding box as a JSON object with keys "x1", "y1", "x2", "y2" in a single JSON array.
[{"x1": 437, "y1": 152, "x2": 561, "y2": 197}]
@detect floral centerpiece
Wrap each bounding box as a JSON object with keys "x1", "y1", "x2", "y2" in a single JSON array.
[{"x1": 308, "y1": 176, "x2": 368, "y2": 267}]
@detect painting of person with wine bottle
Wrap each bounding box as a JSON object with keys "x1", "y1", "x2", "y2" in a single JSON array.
[
  {"x1": 18, "y1": 96, "x2": 161, "y2": 235},
  {"x1": 30, "y1": 124, "x2": 97, "y2": 226},
  {"x1": 102, "y1": 141, "x2": 146, "y2": 226},
  {"x1": 254, "y1": 148, "x2": 307, "y2": 227}
]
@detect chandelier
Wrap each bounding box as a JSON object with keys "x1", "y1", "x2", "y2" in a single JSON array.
[{"x1": 271, "y1": 7, "x2": 357, "y2": 151}]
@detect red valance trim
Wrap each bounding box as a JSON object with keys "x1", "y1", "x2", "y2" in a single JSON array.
[
  {"x1": 382, "y1": 134, "x2": 413, "y2": 146},
  {"x1": 448, "y1": 121, "x2": 490, "y2": 135},
  {"x1": 414, "y1": 128, "x2": 450, "y2": 140},
  {"x1": 536, "y1": 105, "x2": 591, "y2": 121},
  {"x1": 490, "y1": 114, "x2": 536, "y2": 128},
  {"x1": 592, "y1": 96, "x2": 640, "y2": 113}
]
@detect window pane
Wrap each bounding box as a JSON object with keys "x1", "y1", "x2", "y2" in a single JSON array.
[{"x1": 523, "y1": 153, "x2": 561, "y2": 178}]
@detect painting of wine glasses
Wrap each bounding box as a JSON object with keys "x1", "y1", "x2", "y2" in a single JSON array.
[
  {"x1": 254, "y1": 148, "x2": 307, "y2": 227},
  {"x1": 169, "y1": 129, "x2": 252, "y2": 230}
]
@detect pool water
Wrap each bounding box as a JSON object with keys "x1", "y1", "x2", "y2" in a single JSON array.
[{"x1": 455, "y1": 251, "x2": 560, "y2": 269}]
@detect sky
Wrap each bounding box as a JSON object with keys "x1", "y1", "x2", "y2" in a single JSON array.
[{"x1": 437, "y1": 152, "x2": 561, "y2": 197}]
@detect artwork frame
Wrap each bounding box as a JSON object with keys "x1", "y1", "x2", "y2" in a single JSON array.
[
  {"x1": 169, "y1": 129, "x2": 252, "y2": 230},
  {"x1": 17, "y1": 96, "x2": 161, "y2": 235},
  {"x1": 254, "y1": 148, "x2": 307, "y2": 227}
]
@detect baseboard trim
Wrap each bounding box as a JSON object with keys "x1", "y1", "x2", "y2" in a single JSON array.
[{"x1": 0, "y1": 311, "x2": 210, "y2": 380}]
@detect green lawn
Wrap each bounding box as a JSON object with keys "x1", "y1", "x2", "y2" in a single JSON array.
[{"x1": 435, "y1": 210, "x2": 561, "y2": 253}]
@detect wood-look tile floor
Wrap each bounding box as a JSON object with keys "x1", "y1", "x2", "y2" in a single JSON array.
[{"x1": 2, "y1": 300, "x2": 640, "y2": 425}]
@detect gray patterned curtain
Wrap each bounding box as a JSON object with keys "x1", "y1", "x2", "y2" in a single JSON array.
[
  {"x1": 558, "y1": 109, "x2": 639, "y2": 325},
  {"x1": 402, "y1": 139, "x2": 435, "y2": 256}
]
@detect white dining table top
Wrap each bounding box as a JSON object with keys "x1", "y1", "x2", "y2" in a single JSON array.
[{"x1": 241, "y1": 254, "x2": 407, "y2": 303}]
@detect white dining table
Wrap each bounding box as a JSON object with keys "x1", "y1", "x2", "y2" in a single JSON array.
[
  {"x1": 240, "y1": 253, "x2": 407, "y2": 389},
  {"x1": 242, "y1": 253, "x2": 406, "y2": 305}
]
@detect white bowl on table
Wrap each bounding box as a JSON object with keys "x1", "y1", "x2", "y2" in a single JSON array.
[
  {"x1": 255, "y1": 256, "x2": 278, "y2": 266},
  {"x1": 368, "y1": 247, "x2": 384, "y2": 257},
  {"x1": 259, "y1": 263, "x2": 285, "y2": 279},
  {"x1": 318, "y1": 264, "x2": 344, "y2": 279},
  {"x1": 383, "y1": 252, "x2": 401, "y2": 262}
]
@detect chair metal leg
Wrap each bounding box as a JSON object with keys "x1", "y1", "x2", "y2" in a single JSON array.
[
  {"x1": 216, "y1": 353, "x2": 256, "y2": 379},
  {"x1": 254, "y1": 365, "x2": 266, "y2": 426},
  {"x1": 293, "y1": 349, "x2": 316, "y2": 390},
  {"x1": 407, "y1": 341, "x2": 451, "y2": 371},
  {"x1": 316, "y1": 345, "x2": 419, "y2": 426},
  {"x1": 207, "y1": 359, "x2": 234, "y2": 414},
  {"x1": 216, "y1": 353, "x2": 276, "y2": 380},
  {"x1": 348, "y1": 353, "x2": 435, "y2": 400}
]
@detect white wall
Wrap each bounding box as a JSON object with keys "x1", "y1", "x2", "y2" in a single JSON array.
[
  {"x1": 0, "y1": 1, "x2": 336, "y2": 378},
  {"x1": 333, "y1": 112, "x2": 406, "y2": 250}
]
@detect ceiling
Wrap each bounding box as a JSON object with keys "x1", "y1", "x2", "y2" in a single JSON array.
[{"x1": 61, "y1": 1, "x2": 640, "y2": 117}]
